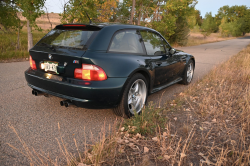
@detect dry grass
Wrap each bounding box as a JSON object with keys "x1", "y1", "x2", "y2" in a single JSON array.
[
  {"x1": 178, "y1": 44, "x2": 250, "y2": 165},
  {"x1": 185, "y1": 32, "x2": 243, "y2": 47}
]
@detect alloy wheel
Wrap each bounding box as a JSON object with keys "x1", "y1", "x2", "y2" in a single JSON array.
[
  {"x1": 127, "y1": 79, "x2": 147, "y2": 114},
  {"x1": 187, "y1": 62, "x2": 194, "y2": 83}
]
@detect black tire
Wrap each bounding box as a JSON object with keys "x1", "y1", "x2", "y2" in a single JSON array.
[
  {"x1": 182, "y1": 60, "x2": 194, "y2": 85},
  {"x1": 113, "y1": 73, "x2": 148, "y2": 118}
]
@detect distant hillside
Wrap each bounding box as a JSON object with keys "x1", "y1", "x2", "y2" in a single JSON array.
[{"x1": 17, "y1": 13, "x2": 62, "y2": 30}]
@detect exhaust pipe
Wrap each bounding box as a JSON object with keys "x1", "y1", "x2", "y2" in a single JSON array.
[
  {"x1": 32, "y1": 90, "x2": 45, "y2": 96},
  {"x1": 60, "y1": 100, "x2": 73, "y2": 107},
  {"x1": 64, "y1": 101, "x2": 73, "y2": 107}
]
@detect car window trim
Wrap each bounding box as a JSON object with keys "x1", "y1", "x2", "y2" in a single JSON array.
[{"x1": 107, "y1": 28, "x2": 148, "y2": 55}]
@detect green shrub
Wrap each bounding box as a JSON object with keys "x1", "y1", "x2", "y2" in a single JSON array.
[
  {"x1": 201, "y1": 12, "x2": 218, "y2": 37},
  {"x1": 219, "y1": 17, "x2": 242, "y2": 37},
  {"x1": 123, "y1": 105, "x2": 165, "y2": 136}
]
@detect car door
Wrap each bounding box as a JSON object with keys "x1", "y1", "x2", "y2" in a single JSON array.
[
  {"x1": 162, "y1": 40, "x2": 186, "y2": 80},
  {"x1": 140, "y1": 30, "x2": 178, "y2": 88}
]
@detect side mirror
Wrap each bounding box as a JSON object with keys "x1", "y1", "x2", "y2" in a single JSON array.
[{"x1": 170, "y1": 48, "x2": 176, "y2": 55}]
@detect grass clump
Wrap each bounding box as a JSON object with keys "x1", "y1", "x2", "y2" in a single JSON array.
[{"x1": 123, "y1": 105, "x2": 166, "y2": 136}]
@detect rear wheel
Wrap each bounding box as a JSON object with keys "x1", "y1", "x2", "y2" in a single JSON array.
[
  {"x1": 182, "y1": 60, "x2": 194, "y2": 85},
  {"x1": 113, "y1": 73, "x2": 148, "y2": 118}
]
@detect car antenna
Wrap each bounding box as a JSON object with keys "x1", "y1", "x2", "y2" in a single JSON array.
[{"x1": 85, "y1": 12, "x2": 92, "y2": 24}]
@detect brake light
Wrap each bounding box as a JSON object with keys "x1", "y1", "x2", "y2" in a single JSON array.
[
  {"x1": 29, "y1": 55, "x2": 37, "y2": 70},
  {"x1": 74, "y1": 64, "x2": 107, "y2": 81},
  {"x1": 63, "y1": 24, "x2": 86, "y2": 27}
]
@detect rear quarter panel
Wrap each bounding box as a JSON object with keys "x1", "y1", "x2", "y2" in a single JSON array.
[{"x1": 82, "y1": 51, "x2": 152, "y2": 78}]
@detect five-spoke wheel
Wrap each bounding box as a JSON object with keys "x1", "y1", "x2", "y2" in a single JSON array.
[
  {"x1": 113, "y1": 73, "x2": 148, "y2": 118},
  {"x1": 128, "y1": 79, "x2": 147, "y2": 114},
  {"x1": 182, "y1": 60, "x2": 194, "y2": 85}
]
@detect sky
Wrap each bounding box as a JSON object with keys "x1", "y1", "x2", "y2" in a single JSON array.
[
  {"x1": 196, "y1": 0, "x2": 250, "y2": 18},
  {"x1": 45, "y1": 0, "x2": 250, "y2": 18}
]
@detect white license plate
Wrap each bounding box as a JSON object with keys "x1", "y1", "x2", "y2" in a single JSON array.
[{"x1": 44, "y1": 61, "x2": 58, "y2": 73}]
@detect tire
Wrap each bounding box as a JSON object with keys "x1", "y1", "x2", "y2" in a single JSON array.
[
  {"x1": 182, "y1": 60, "x2": 194, "y2": 85},
  {"x1": 113, "y1": 73, "x2": 148, "y2": 118}
]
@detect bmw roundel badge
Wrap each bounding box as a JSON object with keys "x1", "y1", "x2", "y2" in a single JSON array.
[{"x1": 48, "y1": 54, "x2": 53, "y2": 59}]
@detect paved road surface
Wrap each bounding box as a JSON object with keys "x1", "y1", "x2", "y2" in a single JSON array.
[{"x1": 1, "y1": 37, "x2": 250, "y2": 165}]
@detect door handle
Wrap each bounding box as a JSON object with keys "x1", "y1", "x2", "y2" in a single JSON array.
[{"x1": 155, "y1": 62, "x2": 162, "y2": 66}]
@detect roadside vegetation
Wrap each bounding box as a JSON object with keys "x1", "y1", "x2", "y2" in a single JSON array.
[{"x1": 0, "y1": 30, "x2": 45, "y2": 61}]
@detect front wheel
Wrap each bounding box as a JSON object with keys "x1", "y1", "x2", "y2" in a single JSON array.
[
  {"x1": 113, "y1": 73, "x2": 148, "y2": 118},
  {"x1": 182, "y1": 60, "x2": 194, "y2": 85}
]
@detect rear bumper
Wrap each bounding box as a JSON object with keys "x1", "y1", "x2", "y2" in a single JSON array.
[{"x1": 25, "y1": 68, "x2": 127, "y2": 109}]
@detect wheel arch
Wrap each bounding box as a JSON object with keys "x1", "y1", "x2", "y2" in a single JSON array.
[
  {"x1": 116, "y1": 68, "x2": 152, "y2": 106},
  {"x1": 128, "y1": 69, "x2": 151, "y2": 94},
  {"x1": 190, "y1": 57, "x2": 195, "y2": 69}
]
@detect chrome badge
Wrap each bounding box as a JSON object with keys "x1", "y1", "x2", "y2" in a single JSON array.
[
  {"x1": 73, "y1": 60, "x2": 79, "y2": 64},
  {"x1": 48, "y1": 54, "x2": 53, "y2": 59}
]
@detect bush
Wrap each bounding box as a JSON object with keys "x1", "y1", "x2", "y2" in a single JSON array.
[
  {"x1": 201, "y1": 12, "x2": 218, "y2": 37},
  {"x1": 170, "y1": 16, "x2": 190, "y2": 46},
  {"x1": 123, "y1": 105, "x2": 165, "y2": 136},
  {"x1": 219, "y1": 17, "x2": 242, "y2": 37}
]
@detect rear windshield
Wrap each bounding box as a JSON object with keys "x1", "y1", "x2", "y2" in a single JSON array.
[{"x1": 36, "y1": 29, "x2": 99, "y2": 49}]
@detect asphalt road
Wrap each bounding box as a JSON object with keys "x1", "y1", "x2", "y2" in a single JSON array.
[{"x1": 1, "y1": 36, "x2": 250, "y2": 165}]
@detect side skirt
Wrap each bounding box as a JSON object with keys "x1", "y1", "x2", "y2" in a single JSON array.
[{"x1": 150, "y1": 77, "x2": 183, "y2": 94}]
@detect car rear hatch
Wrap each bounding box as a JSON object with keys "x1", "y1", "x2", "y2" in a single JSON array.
[{"x1": 30, "y1": 24, "x2": 102, "y2": 78}]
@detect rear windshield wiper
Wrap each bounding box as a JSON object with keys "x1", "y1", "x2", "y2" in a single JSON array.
[{"x1": 41, "y1": 42, "x2": 56, "y2": 51}]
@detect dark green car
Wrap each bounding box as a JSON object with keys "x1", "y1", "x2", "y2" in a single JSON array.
[{"x1": 25, "y1": 23, "x2": 195, "y2": 118}]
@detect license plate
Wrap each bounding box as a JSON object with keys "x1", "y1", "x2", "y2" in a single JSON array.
[{"x1": 44, "y1": 61, "x2": 58, "y2": 73}]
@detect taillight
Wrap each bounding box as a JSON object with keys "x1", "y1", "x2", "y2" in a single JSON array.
[
  {"x1": 29, "y1": 55, "x2": 37, "y2": 70},
  {"x1": 74, "y1": 64, "x2": 107, "y2": 81}
]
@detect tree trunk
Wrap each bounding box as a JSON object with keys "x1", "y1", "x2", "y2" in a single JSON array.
[
  {"x1": 137, "y1": 3, "x2": 142, "y2": 25},
  {"x1": 129, "y1": 0, "x2": 135, "y2": 24},
  {"x1": 16, "y1": 21, "x2": 20, "y2": 50},
  {"x1": 27, "y1": 20, "x2": 33, "y2": 51}
]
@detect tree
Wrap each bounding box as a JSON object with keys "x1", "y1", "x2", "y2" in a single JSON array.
[
  {"x1": 151, "y1": 0, "x2": 197, "y2": 45},
  {"x1": 129, "y1": 0, "x2": 135, "y2": 24},
  {"x1": 219, "y1": 17, "x2": 242, "y2": 37},
  {"x1": 114, "y1": 1, "x2": 131, "y2": 23},
  {"x1": 215, "y1": 5, "x2": 250, "y2": 36},
  {"x1": 61, "y1": 0, "x2": 118, "y2": 24},
  {"x1": 201, "y1": 12, "x2": 217, "y2": 38},
  {"x1": 187, "y1": 10, "x2": 202, "y2": 29},
  {"x1": 16, "y1": 0, "x2": 45, "y2": 51},
  {"x1": 0, "y1": 0, "x2": 19, "y2": 31},
  {"x1": 0, "y1": 0, "x2": 25, "y2": 50}
]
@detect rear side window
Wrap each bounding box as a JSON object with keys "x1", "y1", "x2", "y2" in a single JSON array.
[
  {"x1": 37, "y1": 29, "x2": 98, "y2": 49},
  {"x1": 140, "y1": 31, "x2": 166, "y2": 56},
  {"x1": 109, "y1": 30, "x2": 144, "y2": 54}
]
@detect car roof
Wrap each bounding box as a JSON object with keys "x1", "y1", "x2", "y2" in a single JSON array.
[{"x1": 55, "y1": 23, "x2": 161, "y2": 51}]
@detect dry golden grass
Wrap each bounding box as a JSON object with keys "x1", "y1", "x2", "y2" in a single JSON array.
[
  {"x1": 178, "y1": 44, "x2": 250, "y2": 165},
  {"x1": 185, "y1": 32, "x2": 245, "y2": 47}
]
